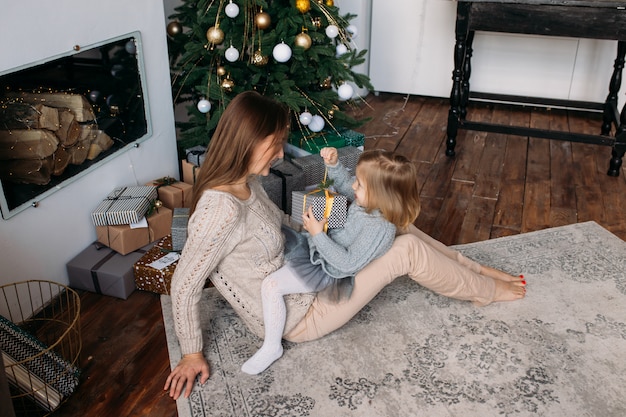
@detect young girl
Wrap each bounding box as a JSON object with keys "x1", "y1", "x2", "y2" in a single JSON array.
[{"x1": 241, "y1": 147, "x2": 422, "y2": 375}]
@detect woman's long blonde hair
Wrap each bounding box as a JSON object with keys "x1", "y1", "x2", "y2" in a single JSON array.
[
  {"x1": 357, "y1": 149, "x2": 421, "y2": 230},
  {"x1": 190, "y1": 91, "x2": 289, "y2": 212}
]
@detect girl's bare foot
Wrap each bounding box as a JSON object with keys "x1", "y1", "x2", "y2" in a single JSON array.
[
  {"x1": 481, "y1": 265, "x2": 525, "y2": 283},
  {"x1": 492, "y1": 279, "x2": 526, "y2": 302}
]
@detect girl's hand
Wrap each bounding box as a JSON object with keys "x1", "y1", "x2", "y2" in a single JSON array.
[
  {"x1": 164, "y1": 352, "x2": 210, "y2": 400},
  {"x1": 302, "y1": 206, "x2": 327, "y2": 236},
  {"x1": 320, "y1": 147, "x2": 338, "y2": 166}
]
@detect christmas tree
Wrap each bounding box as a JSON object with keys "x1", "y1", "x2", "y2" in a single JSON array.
[{"x1": 166, "y1": 0, "x2": 373, "y2": 152}]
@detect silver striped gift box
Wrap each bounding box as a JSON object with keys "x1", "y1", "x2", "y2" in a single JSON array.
[
  {"x1": 172, "y1": 207, "x2": 190, "y2": 252},
  {"x1": 291, "y1": 146, "x2": 361, "y2": 186},
  {"x1": 91, "y1": 186, "x2": 157, "y2": 226}
]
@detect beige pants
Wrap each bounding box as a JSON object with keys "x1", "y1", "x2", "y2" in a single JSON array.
[{"x1": 284, "y1": 225, "x2": 495, "y2": 343}]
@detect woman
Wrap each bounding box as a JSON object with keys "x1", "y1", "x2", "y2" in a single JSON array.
[{"x1": 164, "y1": 91, "x2": 525, "y2": 400}]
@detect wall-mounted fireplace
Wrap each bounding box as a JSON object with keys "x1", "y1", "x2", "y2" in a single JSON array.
[{"x1": 0, "y1": 31, "x2": 151, "y2": 219}]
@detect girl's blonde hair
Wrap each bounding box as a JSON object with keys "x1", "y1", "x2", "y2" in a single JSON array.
[
  {"x1": 357, "y1": 149, "x2": 421, "y2": 230},
  {"x1": 190, "y1": 91, "x2": 289, "y2": 212}
]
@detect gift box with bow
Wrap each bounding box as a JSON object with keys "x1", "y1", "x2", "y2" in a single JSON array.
[
  {"x1": 91, "y1": 185, "x2": 158, "y2": 226},
  {"x1": 291, "y1": 146, "x2": 361, "y2": 186},
  {"x1": 147, "y1": 176, "x2": 193, "y2": 209},
  {"x1": 291, "y1": 178, "x2": 347, "y2": 231}
]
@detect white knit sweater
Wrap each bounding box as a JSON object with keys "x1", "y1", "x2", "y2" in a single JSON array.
[{"x1": 170, "y1": 178, "x2": 314, "y2": 355}]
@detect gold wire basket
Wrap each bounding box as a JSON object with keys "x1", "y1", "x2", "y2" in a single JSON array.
[{"x1": 0, "y1": 280, "x2": 81, "y2": 416}]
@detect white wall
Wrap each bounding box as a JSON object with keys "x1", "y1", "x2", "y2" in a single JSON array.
[
  {"x1": 336, "y1": 0, "x2": 372, "y2": 98},
  {"x1": 0, "y1": 1, "x2": 179, "y2": 289},
  {"x1": 369, "y1": 0, "x2": 626, "y2": 109}
]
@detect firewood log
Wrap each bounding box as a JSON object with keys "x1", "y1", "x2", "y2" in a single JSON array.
[
  {"x1": 6, "y1": 92, "x2": 96, "y2": 122},
  {"x1": 0, "y1": 155, "x2": 54, "y2": 185},
  {"x1": 52, "y1": 146, "x2": 71, "y2": 176},
  {"x1": 0, "y1": 129, "x2": 59, "y2": 160},
  {"x1": 66, "y1": 125, "x2": 94, "y2": 165},
  {"x1": 55, "y1": 109, "x2": 80, "y2": 147},
  {"x1": 87, "y1": 129, "x2": 114, "y2": 160},
  {"x1": 0, "y1": 102, "x2": 60, "y2": 131}
]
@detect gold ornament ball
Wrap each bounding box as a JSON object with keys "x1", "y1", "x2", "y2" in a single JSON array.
[
  {"x1": 154, "y1": 200, "x2": 163, "y2": 208},
  {"x1": 221, "y1": 77, "x2": 235, "y2": 92},
  {"x1": 216, "y1": 65, "x2": 227, "y2": 77},
  {"x1": 255, "y1": 11, "x2": 271, "y2": 30},
  {"x1": 326, "y1": 0, "x2": 334, "y2": 6},
  {"x1": 329, "y1": 104, "x2": 339, "y2": 119},
  {"x1": 252, "y1": 50, "x2": 269, "y2": 66},
  {"x1": 166, "y1": 21, "x2": 182, "y2": 37},
  {"x1": 296, "y1": 0, "x2": 311, "y2": 13},
  {"x1": 295, "y1": 32, "x2": 312, "y2": 50},
  {"x1": 206, "y1": 26, "x2": 225, "y2": 44}
]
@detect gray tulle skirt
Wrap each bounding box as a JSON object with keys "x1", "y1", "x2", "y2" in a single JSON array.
[{"x1": 282, "y1": 226, "x2": 353, "y2": 302}]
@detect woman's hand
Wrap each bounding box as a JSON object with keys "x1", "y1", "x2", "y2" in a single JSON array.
[
  {"x1": 164, "y1": 352, "x2": 210, "y2": 400},
  {"x1": 320, "y1": 147, "x2": 338, "y2": 166},
  {"x1": 302, "y1": 206, "x2": 327, "y2": 236}
]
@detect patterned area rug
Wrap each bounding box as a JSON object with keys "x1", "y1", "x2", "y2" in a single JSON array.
[{"x1": 161, "y1": 221, "x2": 626, "y2": 417}]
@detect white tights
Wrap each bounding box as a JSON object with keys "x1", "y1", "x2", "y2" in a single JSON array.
[{"x1": 241, "y1": 265, "x2": 315, "y2": 375}]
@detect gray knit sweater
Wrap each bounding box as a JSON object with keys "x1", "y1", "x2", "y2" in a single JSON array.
[{"x1": 308, "y1": 161, "x2": 396, "y2": 279}]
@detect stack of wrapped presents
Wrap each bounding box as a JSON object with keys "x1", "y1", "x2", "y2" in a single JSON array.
[
  {"x1": 66, "y1": 178, "x2": 192, "y2": 299},
  {"x1": 66, "y1": 129, "x2": 364, "y2": 299}
]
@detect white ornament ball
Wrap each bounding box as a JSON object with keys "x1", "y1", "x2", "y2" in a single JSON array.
[
  {"x1": 272, "y1": 42, "x2": 292, "y2": 63},
  {"x1": 225, "y1": 2, "x2": 240, "y2": 18},
  {"x1": 308, "y1": 115, "x2": 325, "y2": 132},
  {"x1": 125, "y1": 40, "x2": 137, "y2": 55},
  {"x1": 299, "y1": 111, "x2": 312, "y2": 125},
  {"x1": 337, "y1": 83, "x2": 354, "y2": 101},
  {"x1": 197, "y1": 99, "x2": 211, "y2": 113},
  {"x1": 336, "y1": 44, "x2": 348, "y2": 57},
  {"x1": 325, "y1": 24, "x2": 339, "y2": 39},
  {"x1": 225, "y1": 46, "x2": 239, "y2": 62},
  {"x1": 346, "y1": 24, "x2": 358, "y2": 39}
]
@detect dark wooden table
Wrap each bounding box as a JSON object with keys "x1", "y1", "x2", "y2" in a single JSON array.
[{"x1": 446, "y1": 0, "x2": 626, "y2": 176}]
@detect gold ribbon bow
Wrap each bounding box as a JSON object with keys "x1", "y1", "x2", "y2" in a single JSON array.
[{"x1": 302, "y1": 168, "x2": 335, "y2": 233}]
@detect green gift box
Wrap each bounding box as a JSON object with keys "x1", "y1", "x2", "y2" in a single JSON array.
[
  {"x1": 288, "y1": 130, "x2": 346, "y2": 154},
  {"x1": 339, "y1": 129, "x2": 365, "y2": 147}
]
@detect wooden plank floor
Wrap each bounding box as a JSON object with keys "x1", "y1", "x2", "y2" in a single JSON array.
[{"x1": 46, "y1": 93, "x2": 626, "y2": 417}]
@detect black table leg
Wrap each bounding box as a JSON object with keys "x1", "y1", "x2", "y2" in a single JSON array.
[
  {"x1": 446, "y1": 2, "x2": 471, "y2": 157},
  {"x1": 608, "y1": 102, "x2": 626, "y2": 176},
  {"x1": 602, "y1": 41, "x2": 625, "y2": 135},
  {"x1": 460, "y1": 31, "x2": 475, "y2": 121},
  {"x1": 604, "y1": 41, "x2": 626, "y2": 176}
]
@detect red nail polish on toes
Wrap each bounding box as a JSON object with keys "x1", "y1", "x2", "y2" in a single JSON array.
[{"x1": 519, "y1": 274, "x2": 524, "y2": 279}]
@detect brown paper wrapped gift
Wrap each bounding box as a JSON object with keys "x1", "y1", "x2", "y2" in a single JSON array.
[
  {"x1": 147, "y1": 177, "x2": 193, "y2": 209},
  {"x1": 133, "y1": 235, "x2": 178, "y2": 295},
  {"x1": 181, "y1": 159, "x2": 201, "y2": 185},
  {"x1": 96, "y1": 207, "x2": 172, "y2": 255}
]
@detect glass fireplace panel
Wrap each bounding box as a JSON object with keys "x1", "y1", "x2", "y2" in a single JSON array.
[{"x1": 0, "y1": 31, "x2": 151, "y2": 219}]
